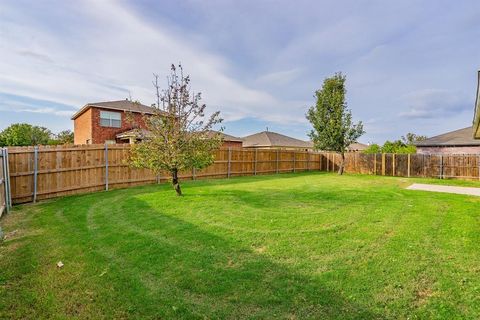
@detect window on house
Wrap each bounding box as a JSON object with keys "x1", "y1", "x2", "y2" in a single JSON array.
[{"x1": 100, "y1": 111, "x2": 121, "y2": 128}]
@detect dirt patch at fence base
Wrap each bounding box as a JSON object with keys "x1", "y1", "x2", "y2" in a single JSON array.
[{"x1": 406, "y1": 183, "x2": 480, "y2": 197}]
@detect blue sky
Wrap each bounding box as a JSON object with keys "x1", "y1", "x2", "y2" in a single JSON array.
[{"x1": 1, "y1": 0, "x2": 479, "y2": 143}]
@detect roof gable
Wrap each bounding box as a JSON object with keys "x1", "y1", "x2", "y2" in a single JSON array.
[
  {"x1": 242, "y1": 131, "x2": 313, "y2": 148},
  {"x1": 71, "y1": 100, "x2": 167, "y2": 120},
  {"x1": 415, "y1": 127, "x2": 480, "y2": 147}
]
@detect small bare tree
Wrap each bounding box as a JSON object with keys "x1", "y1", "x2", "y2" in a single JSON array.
[{"x1": 129, "y1": 64, "x2": 223, "y2": 195}]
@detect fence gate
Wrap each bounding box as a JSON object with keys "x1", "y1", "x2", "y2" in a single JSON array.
[{"x1": 0, "y1": 148, "x2": 12, "y2": 217}]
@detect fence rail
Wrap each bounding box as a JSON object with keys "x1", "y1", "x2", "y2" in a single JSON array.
[
  {"x1": 0, "y1": 148, "x2": 12, "y2": 216},
  {"x1": 2, "y1": 144, "x2": 480, "y2": 205}
]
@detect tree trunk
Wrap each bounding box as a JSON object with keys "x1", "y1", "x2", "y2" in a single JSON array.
[
  {"x1": 171, "y1": 168, "x2": 182, "y2": 196},
  {"x1": 337, "y1": 152, "x2": 345, "y2": 175}
]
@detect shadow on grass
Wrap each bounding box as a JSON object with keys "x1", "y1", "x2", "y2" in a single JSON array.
[{"x1": 81, "y1": 193, "x2": 381, "y2": 319}]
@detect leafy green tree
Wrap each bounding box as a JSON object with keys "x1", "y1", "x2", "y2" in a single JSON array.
[
  {"x1": 402, "y1": 133, "x2": 427, "y2": 145},
  {"x1": 307, "y1": 73, "x2": 365, "y2": 174},
  {"x1": 381, "y1": 140, "x2": 415, "y2": 154},
  {"x1": 129, "y1": 64, "x2": 223, "y2": 196},
  {"x1": 0, "y1": 123, "x2": 52, "y2": 146},
  {"x1": 55, "y1": 130, "x2": 74, "y2": 144},
  {"x1": 363, "y1": 132, "x2": 426, "y2": 154},
  {"x1": 363, "y1": 143, "x2": 381, "y2": 154}
]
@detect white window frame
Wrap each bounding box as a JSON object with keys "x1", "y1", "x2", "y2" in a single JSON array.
[{"x1": 100, "y1": 111, "x2": 121, "y2": 128}]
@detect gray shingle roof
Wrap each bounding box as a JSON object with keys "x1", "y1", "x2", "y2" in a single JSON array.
[
  {"x1": 71, "y1": 100, "x2": 167, "y2": 120},
  {"x1": 242, "y1": 131, "x2": 313, "y2": 148},
  {"x1": 414, "y1": 127, "x2": 480, "y2": 147},
  {"x1": 205, "y1": 130, "x2": 243, "y2": 142},
  {"x1": 347, "y1": 142, "x2": 368, "y2": 151}
]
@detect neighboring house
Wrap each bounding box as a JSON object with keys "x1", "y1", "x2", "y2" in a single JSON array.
[
  {"x1": 205, "y1": 130, "x2": 243, "y2": 148},
  {"x1": 347, "y1": 142, "x2": 368, "y2": 152},
  {"x1": 242, "y1": 131, "x2": 313, "y2": 151},
  {"x1": 414, "y1": 127, "x2": 480, "y2": 154},
  {"x1": 474, "y1": 70, "x2": 480, "y2": 139},
  {"x1": 72, "y1": 101, "x2": 241, "y2": 147},
  {"x1": 72, "y1": 100, "x2": 167, "y2": 144}
]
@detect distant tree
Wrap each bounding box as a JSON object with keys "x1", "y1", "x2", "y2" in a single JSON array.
[
  {"x1": 381, "y1": 140, "x2": 416, "y2": 154},
  {"x1": 0, "y1": 123, "x2": 52, "y2": 146},
  {"x1": 55, "y1": 130, "x2": 74, "y2": 144},
  {"x1": 363, "y1": 133, "x2": 426, "y2": 154},
  {"x1": 363, "y1": 143, "x2": 381, "y2": 154},
  {"x1": 128, "y1": 64, "x2": 223, "y2": 196},
  {"x1": 306, "y1": 72, "x2": 365, "y2": 175},
  {"x1": 402, "y1": 133, "x2": 427, "y2": 145}
]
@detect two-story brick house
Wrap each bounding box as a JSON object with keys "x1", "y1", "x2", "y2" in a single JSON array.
[
  {"x1": 72, "y1": 100, "x2": 244, "y2": 146},
  {"x1": 71, "y1": 100, "x2": 163, "y2": 145}
]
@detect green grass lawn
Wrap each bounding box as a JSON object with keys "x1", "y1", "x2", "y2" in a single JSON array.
[{"x1": 1, "y1": 172, "x2": 480, "y2": 319}]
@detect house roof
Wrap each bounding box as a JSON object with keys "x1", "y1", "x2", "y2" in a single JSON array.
[
  {"x1": 242, "y1": 131, "x2": 313, "y2": 148},
  {"x1": 414, "y1": 127, "x2": 480, "y2": 147},
  {"x1": 347, "y1": 142, "x2": 368, "y2": 151},
  {"x1": 474, "y1": 71, "x2": 480, "y2": 139},
  {"x1": 116, "y1": 129, "x2": 242, "y2": 142},
  {"x1": 205, "y1": 130, "x2": 243, "y2": 142},
  {"x1": 116, "y1": 128, "x2": 151, "y2": 140},
  {"x1": 71, "y1": 100, "x2": 167, "y2": 120}
]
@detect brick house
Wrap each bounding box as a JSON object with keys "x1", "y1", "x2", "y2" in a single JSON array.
[
  {"x1": 72, "y1": 100, "x2": 242, "y2": 147},
  {"x1": 242, "y1": 131, "x2": 314, "y2": 151},
  {"x1": 72, "y1": 100, "x2": 162, "y2": 145},
  {"x1": 415, "y1": 127, "x2": 480, "y2": 154}
]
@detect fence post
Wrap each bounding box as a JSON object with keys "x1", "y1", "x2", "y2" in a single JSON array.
[
  {"x1": 227, "y1": 147, "x2": 231, "y2": 178},
  {"x1": 1, "y1": 148, "x2": 9, "y2": 214},
  {"x1": 392, "y1": 153, "x2": 396, "y2": 177},
  {"x1": 423, "y1": 154, "x2": 426, "y2": 177},
  {"x1": 382, "y1": 153, "x2": 386, "y2": 176},
  {"x1": 439, "y1": 155, "x2": 443, "y2": 179},
  {"x1": 293, "y1": 151, "x2": 296, "y2": 173},
  {"x1": 407, "y1": 153, "x2": 411, "y2": 178},
  {"x1": 307, "y1": 152, "x2": 310, "y2": 171},
  {"x1": 254, "y1": 149, "x2": 257, "y2": 175},
  {"x1": 354, "y1": 152, "x2": 358, "y2": 172},
  {"x1": 33, "y1": 146, "x2": 38, "y2": 203},
  {"x1": 276, "y1": 149, "x2": 279, "y2": 174},
  {"x1": 5, "y1": 148, "x2": 11, "y2": 209},
  {"x1": 105, "y1": 143, "x2": 109, "y2": 191},
  {"x1": 374, "y1": 154, "x2": 377, "y2": 175},
  {"x1": 478, "y1": 155, "x2": 480, "y2": 181}
]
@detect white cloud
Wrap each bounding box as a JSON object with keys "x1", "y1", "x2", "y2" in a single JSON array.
[
  {"x1": 399, "y1": 89, "x2": 470, "y2": 119},
  {"x1": 256, "y1": 68, "x2": 303, "y2": 86},
  {"x1": 0, "y1": 0, "x2": 301, "y2": 124}
]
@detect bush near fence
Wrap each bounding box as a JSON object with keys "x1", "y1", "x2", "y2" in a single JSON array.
[{"x1": 2, "y1": 144, "x2": 480, "y2": 205}]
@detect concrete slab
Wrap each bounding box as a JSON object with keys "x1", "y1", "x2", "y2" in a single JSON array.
[{"x1": 406, "y1": 183, "x2": 480, "y2": 197}]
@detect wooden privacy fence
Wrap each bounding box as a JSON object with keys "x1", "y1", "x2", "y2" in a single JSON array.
[
  {"x1": 6, "y1": 145, "x2": 323, "y2": 204},
  {"x1": 2, "y1": 144, "x2": 480, "y2": 205},
  {"x1": 334, "y1": 152, "x2": 480, "y2": 180}
]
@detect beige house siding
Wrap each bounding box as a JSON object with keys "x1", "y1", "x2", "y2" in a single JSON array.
[{"x1": 73, "y1": 108, "x2": 92, "y2": 145}]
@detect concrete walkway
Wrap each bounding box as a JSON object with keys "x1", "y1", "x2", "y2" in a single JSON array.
[{"x1": 407, "y1": 183, "x2": 480, "y2": 197}]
